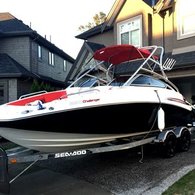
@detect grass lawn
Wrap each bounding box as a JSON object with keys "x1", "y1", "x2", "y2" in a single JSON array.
[{"x1": 163, "y1": 169, "x2": 195, "y2": 195}]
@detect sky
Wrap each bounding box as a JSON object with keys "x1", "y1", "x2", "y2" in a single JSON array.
[{"x1": 0, "y1": 0, "x2": 115, "y2": 59}]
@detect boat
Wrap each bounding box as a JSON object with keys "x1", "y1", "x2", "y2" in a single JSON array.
[{"x1": 0, "y1": 44, "x2": 194, "y2": 153}]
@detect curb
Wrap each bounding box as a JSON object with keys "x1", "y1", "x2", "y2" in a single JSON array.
[{"x1": 142, "y1": 164, "x2": 195, "y2": 195}]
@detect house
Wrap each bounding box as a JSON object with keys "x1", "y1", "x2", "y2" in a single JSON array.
[
  {"x1": 74, "y1": 0, "x2": 195, "y2": 103},
  {"x1": 0, "y1": 12, "x2": 75, "y2": 104},
  {"x1": 65, "y1": 41, "x2": 105, "y2": 85}
]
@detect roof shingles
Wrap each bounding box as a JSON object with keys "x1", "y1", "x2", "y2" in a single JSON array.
[
  {"x1": 0, "y1": 53, "x2": 33, "y2": 78},
  {"x1": 0, "y1": 12, "x2": 75, "y2": 63}
]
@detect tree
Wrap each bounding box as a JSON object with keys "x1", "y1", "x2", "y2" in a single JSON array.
[
  {"x1": 78, "y1": 12, "x2": 106, "y2": 32},
  {"x1": 30, "y1": 79, "x2": 55, "y2": 92}
]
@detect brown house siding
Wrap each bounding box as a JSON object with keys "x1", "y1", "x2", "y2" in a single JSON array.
[
  {"x1": 75, "y1": 0, "x2": 195, "y2": 102},
  {"x1": 87, "y1": 29, "x2": 114, "y2": 47}
]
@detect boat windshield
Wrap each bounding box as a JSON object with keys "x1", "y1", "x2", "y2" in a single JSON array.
[
  {"x1": 108, "y1": 74, "x2": 177, "y2": 91},
  {"x1": 130, "y1": 75, "x2": 166, "y2": 88},
  {"x1": 78, "y1": 78, "x2": 99, "y2": 87}
]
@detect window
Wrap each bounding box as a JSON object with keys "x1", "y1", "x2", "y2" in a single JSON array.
[
  {"x1": 131, "y1": 75, "x2": 151, "y2": 86},
  {"x1": 38, "y1": 45, "x2": 42, "y2": 59},
  {"x1": 131, "y1": 75, "x2": 166, "y2": 88},
  {"x1": 78, "y1": 78, "x2": 98, "y2": 87},
  {"x1": 117, "y1": 15, "x2": 142, "y2": 47},
  {"x1": 150, "y1": 78, "x2": 166, "y2": 88},
  {"x1": 109, "y1": 76, "x2": 129, "y2": 86},
  {"x1": 48, "y1": 52, "x2": 54, "y2": 65},
  {"x1": 81, "y1": 52, "x2": 96, "y2": 71},
  {"x1": 177, "y1": 0, "x2": 195, "y2": 39},
  {"x1": 63, "y1": 60, "x2": 67, "y2": 71}
]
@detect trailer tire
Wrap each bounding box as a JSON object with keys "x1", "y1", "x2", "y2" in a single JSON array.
[
  {"x1": 177, "y1": 129, "x2": 191, "y2": 152},
  {"x1": 161, "y1": 132, "x2": 177, "y2": 158}
]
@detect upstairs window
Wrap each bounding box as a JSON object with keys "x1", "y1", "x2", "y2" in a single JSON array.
[
  {"x1": 117, "y1": 15, "x2": 142, "y2": 47},
  {"x1": 38, "y1": 45, "x2": 42, "y2": 59},
  {"x1": 177, "y1": 0, "x2": 195, "y2": 39},
  {"x1": 48, "y1": 52, "x2": 54, "y2": 66}
]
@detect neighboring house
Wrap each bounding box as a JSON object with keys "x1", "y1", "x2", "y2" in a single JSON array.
[
  {"x1": 66, "y1": 41, "x2": 105, "y2": 85},
  {"x1": 75, "y1": 0, "x2": 195, "y2": 103},
  {"x1": 0, "y1": 12, "x2": 75, "y2": 104}
]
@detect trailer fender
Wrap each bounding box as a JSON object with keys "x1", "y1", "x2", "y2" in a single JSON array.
[
  {"x1": 173, "y1": 126, "x2": 190, "y2": 138},
  {"x1": 154, "y1": 129, "x2": 175, "y2": 143}
]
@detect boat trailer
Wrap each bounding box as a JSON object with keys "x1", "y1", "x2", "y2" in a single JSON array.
[{"x1": 0, "y1": 126, "x2": 193, "y2": 194}]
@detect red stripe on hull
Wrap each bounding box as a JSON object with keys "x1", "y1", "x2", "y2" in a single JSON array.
[{"x1": 8, "y1": 90, "x2": 67, "y2": 106}]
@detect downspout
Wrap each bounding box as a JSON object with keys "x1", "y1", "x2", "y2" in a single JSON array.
[
  {"x1": 161, "y1": 12, "x2": 166, "y2": 52},
  {"x1": 148, "y1": 13, "x2": 152, "y2": 45},
  {"x1": 152, "y1": 0, "x2": 167, "y2": 53}
]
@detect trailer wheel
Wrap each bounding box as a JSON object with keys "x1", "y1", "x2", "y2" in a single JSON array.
[
  {"x1": 161, "y1": 132, "x2": 177, "y2": 158},
  {"x1": 177, "y1": 129, "x2": 191, "y2": 152}
]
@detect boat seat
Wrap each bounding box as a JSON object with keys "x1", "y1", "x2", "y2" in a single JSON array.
[{"x1": 7, "y1": 90, "x2": 67, "y2": 106}]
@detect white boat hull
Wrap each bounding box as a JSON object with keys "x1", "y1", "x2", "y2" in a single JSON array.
[
  {"x1": 0, "y1": 128, "x2": 158, "y2": 152},
  {"x1": 0, "y1": 45, "x2": 194, "y2": 153}
]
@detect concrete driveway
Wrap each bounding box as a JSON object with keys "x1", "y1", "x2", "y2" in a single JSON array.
[{"x1": 2, "y1": 141, "x2": 195, "y2": 195}]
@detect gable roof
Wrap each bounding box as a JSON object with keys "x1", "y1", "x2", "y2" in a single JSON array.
[
  {"x1": 76, "y1": 0, "x2": 153, "y2": 40},
  {"x1": 76, "y1": 0, "x2": 174, "y2": 40},
  {"x1": 0, "y1": 12, "x2": 75, "y2": 63},
  {"x1": 75, "y1": 0, "x2": 125, "y2": 40},
  {"x1": 66, "y1": 41, "x2": 105, "y2": 83},
  {"x1": 0, "y1": 53, "x2": 33, "y2": 78},
  {"x1": 85, "y1": 41, "x2": 105, "y2": 52},
  {"x1": 0, "y1": 53, "x2": 67, "y2": 87},
  {"x1": 104, "y1": 0, "x2": 174, "y2": 26},
  {"x1": 101, "y1": 0, "x2": 127, "y2": 32},
  {"x1": 0, "y1": 13, "x2": 32, "y2": 33},
  {"x1": 75, "y1": 23, "x2": 113, "y2": 40}
]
